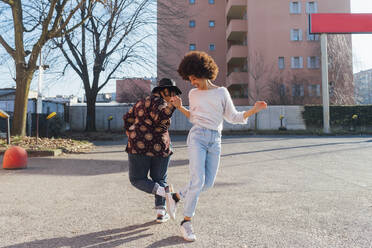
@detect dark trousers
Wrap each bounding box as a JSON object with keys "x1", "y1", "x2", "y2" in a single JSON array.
[{"x1": 128, "y1": 153, "x2": 170, "y2": 209}]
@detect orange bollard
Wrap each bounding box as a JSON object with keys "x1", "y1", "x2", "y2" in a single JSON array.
[{"x1": 2, "y1": 146, "x2": 27, "y2": 169}]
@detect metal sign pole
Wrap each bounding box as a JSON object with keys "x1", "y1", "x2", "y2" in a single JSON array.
[
  {"x1": 36, "y1": 52, "x2": 43, "y2": 141},
  {"x1": 320, "y1": 33, "x2": 330, "y2": 134},
  {"x1": 6, "y1": 117, "x2": 10, "y2": 145}
]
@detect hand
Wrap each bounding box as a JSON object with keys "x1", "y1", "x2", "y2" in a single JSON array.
[
  {"x1": 253, "y1": 101, "x2": 267, "y2": 112},
  {"x1": 170, "y1": 96, "x2": 182, "y2": 109}
]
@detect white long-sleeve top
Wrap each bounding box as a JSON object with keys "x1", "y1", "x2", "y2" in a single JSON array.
[{"x1": 188, "y1": 87, "x2": 248, "y2": 132}]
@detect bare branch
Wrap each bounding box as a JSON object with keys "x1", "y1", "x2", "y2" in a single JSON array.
[
  {"x1": 1, "y1": 0, "x2": 14, "y2": 6},
  {"x1": 50, "y1": 0, "x2": 91, "y2": 38},
  {"x1": 0, "y1": 34, "x2": 15, "y2": 58}
]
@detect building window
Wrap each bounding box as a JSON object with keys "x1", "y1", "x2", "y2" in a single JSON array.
[
  {"x1": 307, "y1": 29, "x2": 319, "y2": 41},
  {"x1": 290, "y1": 1, "x2": 301, "y2": 14},
  {"x1": 209, "y1": 43, "x2": 215, "y2": 51},
  {"x1": 292, "y1": 84, "x2": 304, "y2": 97},
  {"x1": 291, "y1": 56, "x2": 303, "y2": 69},
  {"x1": 279, "y1": 84, "x2": 286, "y2": 97},
  {"x1": 308, "y1": 84, "x2": 321, "y2": 97},
  {"x1": 209, "y1": 20, "x2": 215, "y2": 27},
  {"x1": 307, "y1": 56, "x2": 320, "y2": 69},
  {"x1": 189, "y1": 44, "x2": 196, "y2": 51},
  {"x1": 189, "y1": 20, "x2": 195, "y2": 28},
  {"x1": 189, "y1": 0, "x2": 195, "y2": 4},
  {"x1": 278, "y1": 57, "x2": 285, "y2": 70},
  {"x1": 306, "y1": 1, "x2": 318, "y2": 13},
  {"x1": 228, "y1": 84, "x2": 249, "y2": 99},
  {"x1": 291, "y1": 29, "x2": 302, "y2": 41},
  {"x1": 208, "y1": 0, "x2": 215, "y2": 4}
]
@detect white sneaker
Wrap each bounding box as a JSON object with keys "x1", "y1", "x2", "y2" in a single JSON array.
[
  {"x1": 180, "y1": 221, "x2": 196, "y2": 242},
  {"x1": 156, "y1": 212, "x2": 170, "y2": 223},
  {"x1": 165, "y1": 185, "x2": 177, "y2": 220}
]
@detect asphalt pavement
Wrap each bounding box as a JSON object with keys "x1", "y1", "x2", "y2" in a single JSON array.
[{"x1": 1, "y1": 135, "x2": 372, "y2": 248}]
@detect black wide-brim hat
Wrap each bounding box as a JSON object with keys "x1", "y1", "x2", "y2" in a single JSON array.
[{"x1": 152, "y1": 78, "x2": 182, "y2": 95}]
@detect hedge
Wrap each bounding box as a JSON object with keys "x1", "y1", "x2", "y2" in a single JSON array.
[{"x1": 302, "y1": 105, "x2": 372, "y2": 130}]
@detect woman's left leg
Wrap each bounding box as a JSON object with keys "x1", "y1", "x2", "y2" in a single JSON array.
[{"x1": 203, "y1": 130, "x2": 221, "y2": 191}]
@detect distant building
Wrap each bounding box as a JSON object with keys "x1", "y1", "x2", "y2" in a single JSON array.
[
  {"x1": 0, "y1": 88, "x2": 38, "y2": 113},
  {"x1": 354, "y1": 69, "x2": 372, "y2": 104},
  {"x1": 0, "y1": 88, "x2": 37, "y2": 101},
  {"x1": 44, "y1": 95, "x2": 79, "y2": 104},
  {"x1": 157, "y1": 0, "x2": 353, "y2": 105},
  {"x1": 81, "y1": 92, "x2": 115, "y2": 103},
  {"x1": 116, "y1": 78, "x2": 154, "y2": 103}
]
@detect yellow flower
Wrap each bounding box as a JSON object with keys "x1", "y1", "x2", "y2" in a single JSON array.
[
  {"x1": 352, "y1": 114, "x2": 358, "y2": 120},
  {"x1": 108, "y1": 116, "x2": 113, "y2": 121},
  {"x1": 279, "y1": 115, "x2": 284, "y2": 120}
]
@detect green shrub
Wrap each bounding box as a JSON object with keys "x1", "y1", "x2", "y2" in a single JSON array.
[{"x1": 302, "y1": 105, "x2": 372, "y2": 131}]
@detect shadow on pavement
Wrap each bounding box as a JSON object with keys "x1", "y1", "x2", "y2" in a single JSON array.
[
  {"x1": 0, "y1": 158, "x2": 189, "y2": 177},
  {"x1": 221, "y1": 139, "x2": 372, "y2": 157},
  {"x1": 19, "y1": 158, "x2": 128, "y2": 176},
  {"x1": 3, "y1": 221, "x2": 156, "y2": 248},
  {"x1": 146, "y1": 236, "x2": 189, "y2": 247}
]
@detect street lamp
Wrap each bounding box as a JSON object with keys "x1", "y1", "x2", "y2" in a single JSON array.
[
  {"x1": 0, "y1": 109, "x2": 10, "y2": 145},
  {"x1": 107, "y1": 115, "x2": 113, "y2": 132},
  {"x1": 46, "y1": 112, "x2": 56, "y2": 137}
]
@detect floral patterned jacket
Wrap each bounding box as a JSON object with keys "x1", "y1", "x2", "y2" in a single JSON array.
[{"x1": 123, "y1": 93, "x2": 175, "y2": 157}]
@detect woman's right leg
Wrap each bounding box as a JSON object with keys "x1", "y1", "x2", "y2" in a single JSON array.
[
  {"x1": 181, "y1": 128, "x2": 208, "y2": 218},
  {"x1": 128, "y1": 153, "x2": 164, "y2": 195}
]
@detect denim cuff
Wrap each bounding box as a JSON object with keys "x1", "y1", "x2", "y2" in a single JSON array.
[
  {"x1": 152, "y1": 182, "x2": 160, "y2": 195},
  {"x1": 155, "y1": 205, "x2": 166, "y2": 210}
]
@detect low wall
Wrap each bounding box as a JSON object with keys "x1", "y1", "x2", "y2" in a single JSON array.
[{"x1": 69, "y1": 103, "x2": 306, "y2": 132}]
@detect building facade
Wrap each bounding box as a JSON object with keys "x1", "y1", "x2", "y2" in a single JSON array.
[
  {"x1": 157, "y1": 0, "x2": 353, "y2": 105},
  {"x1": 354, "y1": 69, "x2": 372, "y2": 104}
]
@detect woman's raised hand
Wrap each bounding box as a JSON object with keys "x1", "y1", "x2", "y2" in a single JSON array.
[
  {"x1": 170, "y1": 96, "x2": 182, "y2": 108},
  {"x1": 254, "y1": 101, "x2": 268, "y2": 112}
]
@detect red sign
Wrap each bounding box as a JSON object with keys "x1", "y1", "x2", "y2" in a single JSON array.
[{"x1": 309, "y1": 13, "x2": 372, "y2": 34}]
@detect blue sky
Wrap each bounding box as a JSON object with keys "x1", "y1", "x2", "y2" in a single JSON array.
[{"x1": 1, "y1": 1, "x2": 372, "y2": 97}]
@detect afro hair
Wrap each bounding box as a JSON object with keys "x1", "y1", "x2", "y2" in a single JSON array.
[{"x1": 177, "y1": 51, "x2": 219, "y2": 81}]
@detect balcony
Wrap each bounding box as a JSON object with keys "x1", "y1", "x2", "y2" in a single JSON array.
[
  {"x1": 226, "y1": 19, "x2": 247, "y2": 41},
  {"x1": 226, "y1": 0, "x2": 246, "y2": 19},
  {"x1": 226, "y1": 71, "x2": 249, "y2": 87},
  {"x1": 226, "y1": 45, "x2": 248, "y2": 64}
]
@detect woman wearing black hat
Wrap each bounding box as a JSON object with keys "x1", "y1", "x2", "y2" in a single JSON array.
[{"x1": 123, "y1": 78, "x2": 182, "y2": 223}]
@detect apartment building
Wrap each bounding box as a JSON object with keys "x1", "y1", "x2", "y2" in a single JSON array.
[
  {"x1": 354, "y1": 69, "x2": 372, "y2": 104},
  {"x1": 157, "y1": 0, "x2": 353, "y2": 105}
]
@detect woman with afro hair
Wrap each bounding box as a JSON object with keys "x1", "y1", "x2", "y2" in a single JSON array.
[{"x1": 168, "y1": 51, "x2": 267, "y2": 242}]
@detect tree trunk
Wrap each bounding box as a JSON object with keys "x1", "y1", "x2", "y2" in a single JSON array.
[
  {"x1": 85, "y1": 92, "x2": 97, "y2": 132},
  {"x1": 12, "y1": 66, "x2": 33, "y2": 136}
]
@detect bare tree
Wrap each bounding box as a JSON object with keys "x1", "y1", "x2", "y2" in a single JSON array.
[
  {"x1": 0, "y1": 0, "x2": 95, "y2": 136},
  {"x1": 327, "y1": 34, "x2": 354, "y2": 105},
  {"x1": 157, "y1": 1, "x2": 188, "y2": 74},
  {"x1": 247, "y1": 51, "x2": 272, "y2": 102},
  {"x1": 287, "y1": 74, "x2": 312, "y2": 105},
  {"x1": 53, "y1": 0, "x2": 156, "y2": 131},
  {"x1": 117, "y1": 80, "x2": 149, "y2": 103},
  {"x1": 247, "y1": 50, "x2": 272, "y2": 129},
  {"x1": 268, "y1": 72, "x2": 292, "y2": 105}
]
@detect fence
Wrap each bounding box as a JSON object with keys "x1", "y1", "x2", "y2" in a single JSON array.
[{"x1": 69, "y1": 103, "x2": 306, "y2": 132}]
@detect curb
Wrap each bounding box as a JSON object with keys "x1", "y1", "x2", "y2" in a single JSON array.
[{"x1": 0, "y1": 149, "x2": 63, "y2": 157}]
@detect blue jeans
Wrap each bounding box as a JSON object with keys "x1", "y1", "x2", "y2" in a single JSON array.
[
  {"x1": 128, "y1": 153, "x2": 170, "y2": 209},
  {"x1": 180, "y1": 125, "x2": 222, "y2": 217}
]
